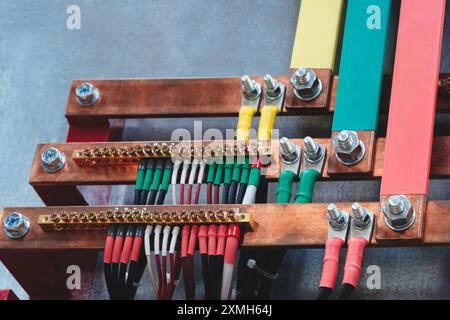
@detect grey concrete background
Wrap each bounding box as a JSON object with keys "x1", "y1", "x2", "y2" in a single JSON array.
[{"x1": 0, "y1": 0, "x2": 449, "y2": 299}]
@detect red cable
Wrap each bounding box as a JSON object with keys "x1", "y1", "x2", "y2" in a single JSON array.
[
  {"x1": 103, "y1": 232, "x2": 115, "y2": 264},
  {"x1": 187, "y1": 225, "x2": 199, "y2": 300},
  {"x1": 187, "y1": 185, "x2": 193, "y2": 204},
  {"x1": 162, "y1": 255, "x2": 167, "y2": 299},
  {"x1": 194, "y1": 183, "x2": 201, "y2": 204},
  {"x1": 214, "y1": 185, "x2": 220, "y2": 204},
  {"x1": 155, "y1": 255, "x2": 162, "y2": 299},
  {"x1": 181, "y1": 225, "x2": 190, "y2": 299},
  {"x1": 207, "y1": 182, "x2": 212, "y2": 204},
  {"x1": 180, "y1": 184, "x2": 185, "y2": 204},
  {"x1": 168, "y1": 251, "x2": 182, "y2": 299},
  {"x1": 319, "y1": 237, "x2": 345, "y2": 289},
  {"x1": 342, "y1": 237, "x2": 369, "y2": 288}
]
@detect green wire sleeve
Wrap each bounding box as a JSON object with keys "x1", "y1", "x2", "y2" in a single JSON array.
[
  {"x1": 150, "y1": 161, "x2": 164, "y2": 191},
  {"x1": 276, "y1": 170, "x2": 297, "y2": 204},
  {"x1": 142, "y1": 165, "x2": 154, "y2": 192},
  {"x1": 135, "y1": 164, "x2": 146, "y2": 190},
  {"x1": 160, "y1": 166, "x2": 173, "y2": 192},
  {"x1": 240, "y1": 158, "x2": 251, "y2": 184},
  {"x1": 231, "y1": 162, "x2": 242, "y2": 182},
  {"x1": 207, "y1": 162, "x2": 217, "y2": 184},
  {"x1": 295, "y1": 169, "x2": 321, "y2": 204},
  {"x1": 224, "y1": 163, "x2": 233, "y2": 184},
  {"x1": 248, "y1": 167, "x2": 260, "y2": 188},
  {"x1": 213, "y1": 163, "x2": 224, "y2": 186}
]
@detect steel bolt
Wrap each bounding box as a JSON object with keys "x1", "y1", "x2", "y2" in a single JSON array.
[
  {"x1": 241, "y1": 75, "x2": 261, "y2": 100},
  {"x1": 75, "y1": 82, "x2": 100, "y2": 106},
  {"x1": 333, "y1": 130, "x2": 365, "y2": 165},
  {"x1": 303, "y1": 136, "x2": 324, "y2": 163},
  {"x1": 290, "y1": 68, "x2": 322, "y2": 101},
  {"x1": 327, "y1": 203, "x2": 348, "y2": 231},
  {"x1": 41, "y1": 147, "x2": 66, "y2": 173},
  {"x1": 351, "y1": 203, "x2": 370, "y2": 229},
  {"x1": 3, "y1": 212, "x2": 30, "y2": 239},
  {"x1": 264, "y1": 74, "x2": 282, "y2": 100},
  {"x1": 280, "y1": 137, "x2": 300, "y2": 163},
  {"x1": 383, "y1": 195, "x2": 416, "y2": 231}
]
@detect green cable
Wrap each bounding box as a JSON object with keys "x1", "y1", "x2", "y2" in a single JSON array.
[
  {"x1": 142, "y1": 160, "x2": 155, "y2": 192},
  {"x1": 135, "y1": 159, "x2": 147, "y2": 191},
  {"x1": 207, "y1": 162, "x2": 217, "y2": 184},
  {"x1": 231, "y1": 162, "x2": 242, "y2": 182},
  {"x1": 239, "y1": 157, "x2": 251, "y2": 184},
  {"x1": 213, "y1": 163, "x2": 224, "y2": 186},
  {"x1": 151, "y1": 159, "x2": 165, "y2": 191},
  {"x1": 295, "y1": 169, "x2": 321, "y2": 204},
  {"x1": 224, "y1": 162, "x2": 233, "y2": 185},
  {"x1": 276, "y1": 170, "x2": 296, "y2": 204},
  {"x1": 247, "y1": 167, "x2": 260, "y2": 188},
  {"x1": 159, "y1": 160, "x2": 174, "y2": 192}
]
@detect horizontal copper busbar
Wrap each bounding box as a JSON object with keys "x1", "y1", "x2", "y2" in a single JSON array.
[
  {"x1": 1, "y1": 202, "x2": 449, "y2": 251},
  {"x1": 38, "y1": 207, "x2": 254, "y2": 232},
  {"x1": 29, "y1": 137, "x2": 450, "y2": 187},
  {"x1": 65, "y1": 75, "x2": 450, "y2": 121}
]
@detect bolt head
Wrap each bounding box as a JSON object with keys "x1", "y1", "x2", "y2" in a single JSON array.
[
  {"x1": 333, "y1": 131, "x2": 365, "y2": 165},
  {"x1": 291, "y1": 68, "x2": 322, "y2": 101},
  {"x1": 75, "y1": 82, "x2": 100, "y2": 106},
  {"x1": 383, "y1": 195, "x2": 416, "y2": 231},
  {"x1": 3, "y1": 212, "x2": 30, "y2": 239},
  {"x1": 41, "y1": 147, "x2": 66, "y2": 173}
]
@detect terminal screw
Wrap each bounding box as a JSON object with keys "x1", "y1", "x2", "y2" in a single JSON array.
[
  {"x1": 75, "y1": 82, "x2": 100, "y2": 106},
  {"x1": 3, "y1": 212, "x2": 30, "y2": 239},
  {"x1": 41, "y1": 147, "x2": 66, "y2": 173},
  {"x1": 333, "y1": 130, "x2": 365, "y2": 165},
  {"x1": 327, "y1": 203, "x2": 348, "y2": 231},
  {"x1": 383, "y1": 195, "x2": 416, "y2": 231},
  {"x1": 303, "y1": 136, "x2": 324, "y2": 163},
  {"x1": 290, "y1": 68, "x2": 323, "y2": 101},
  {"x1": 241, "y1": 75, "x2": 261, "y2": 100},
  {"x1": 351, "y1": 203, "x2": 371, "y2": 230},
  {"x1": 279, "y1": 137, "x2": 300, "y2": 164},
  {"x1": 264, "y1": 74, "x2": 283, "y2": 100}
]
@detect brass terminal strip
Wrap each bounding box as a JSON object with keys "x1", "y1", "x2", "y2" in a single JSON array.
[
  {"x1": 72, "y1": 140, "x2": 273, "y2": 167},
  {"x1": 38, "y1": 207, "x2": 254, "y2": 231}
]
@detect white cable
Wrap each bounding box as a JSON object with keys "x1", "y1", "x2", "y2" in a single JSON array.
[
  {"x1": 154, "y1": 225, "x2": 162, "y2": 255},
  {"x1": 197, "y1": 160, "x2": 206, "y2": 184},
  {"x1": 242, "y1": 185, "x2": 257, "y2": 204},
  {"x1": 144, "y1": 225, "x2": 153, "y2": 256},
  {"x1": 188, "y1": 158, "x2": 199, "y2": 185},
  {"x1": 171, "y1": 160, "x2": 182, "y2": 205},
  {"x1": 169, "y1": 226, "x2": 181, "y2": 254},
  {"x1": 161, "y1": 225, "x2": 171, "y2": 257},
  {"x1": 180, "y1": 159, "x2": 190, "y2": 184}
]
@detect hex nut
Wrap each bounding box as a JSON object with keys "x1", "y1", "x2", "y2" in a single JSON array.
[
  {"x1": 75, "y1": 82, "x2": 100, "y2": 106},
  {"x1": 291, "y1": 68, "x2": 323, "y2": 101},
  {"x1": 3, "y1": 212, "x2": 30, "y2": 239},
  {"x1": 41, "y1": 147, "x2": 66, "y2": 173},
  {"x1": 383, "y1": 195, "x2": 416, "y2": 231},
  {"x1": 333, "y1": 130, "x2": 365, "y2": 165}
]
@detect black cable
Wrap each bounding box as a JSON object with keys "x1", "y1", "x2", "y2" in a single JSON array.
[
  {"x1": 111, "y1": 225, "x2": 126, "y2": 300},
  {"x1": 200, "y1": 253, "x2": 210, "y2": 299},
  {"x1": 125, "y1": 225, "x2": 146, "y2": 299},
  {"x1": 228, "y1": 180, "x2": 238, "y2": 204},
  {"x1": 147, "y1": 190, "x2": 158, "y2": 205},
  {"x1": 215, "y1": 254, "x2": 224, "y2": 299},
  {"x1": 118, "y1": 225, "x2": 136, "y2": 299},
  {"x1": 337, "y1": 283, "x2": 355, "y2": 300},
  {"x1": 156, "y1": 189, "x2": 167, "y2": 205},
  {"x1": 222, "y1": 183, "x2": 230, "y2": 204},
  {"x1": 236, "y1": 183, "x2": 247, "y2": 204},
  {"x1": 208, "y1": 255, "x2": 218, "y2": 299},
  {"x1": 316, "y1": 287, "x2": 333, "y2": 300},
  {"x1": 104, "y1": 225, "x2": 117, "y2": 300}
]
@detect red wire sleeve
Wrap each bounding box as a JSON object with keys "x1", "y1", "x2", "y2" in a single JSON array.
[
  {"x1": 207, "y1": 225, "x2": 217, "y2": 255},
  {"x1": 198, "y1": 225, "x2": 208, "y2": 255},
  {"x1": 319, "y1": 237, "x2": 345, "y2": 289},
  {"x1": 207, "y1": 183, "x2": 212, "y2": 204},
  {"x1": 103, "y1": 235, "x2": 115, "y2": 264},
  {"x1": 342, "y1": 237, "x2": 369, "y2": 287},
  {"x1": 130, "y1": 236, "x2": 143, "y2": 263},
  {"x1": 188, "y1": 225, "x2": 199, "y2": 256},
  {"x1": 119, "y1": 235, "x2": 134, "y2": 264},
  {"x1": 181, "y1": 225, "x2": 190, "y2": 258},
  {"x1": 224, "y1": 224, "x2": 240, "y2": 265},
  {"x1": 112, "y1": 235, "x2": 124, "y2": 263},
  {"x1": 216, "y1": 225, "x2": 227, "y2": 256}
]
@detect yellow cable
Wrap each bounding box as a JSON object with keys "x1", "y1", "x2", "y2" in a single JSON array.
[{"x1": 257, "y1": 106, "x2": 279, "y2": 141}]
